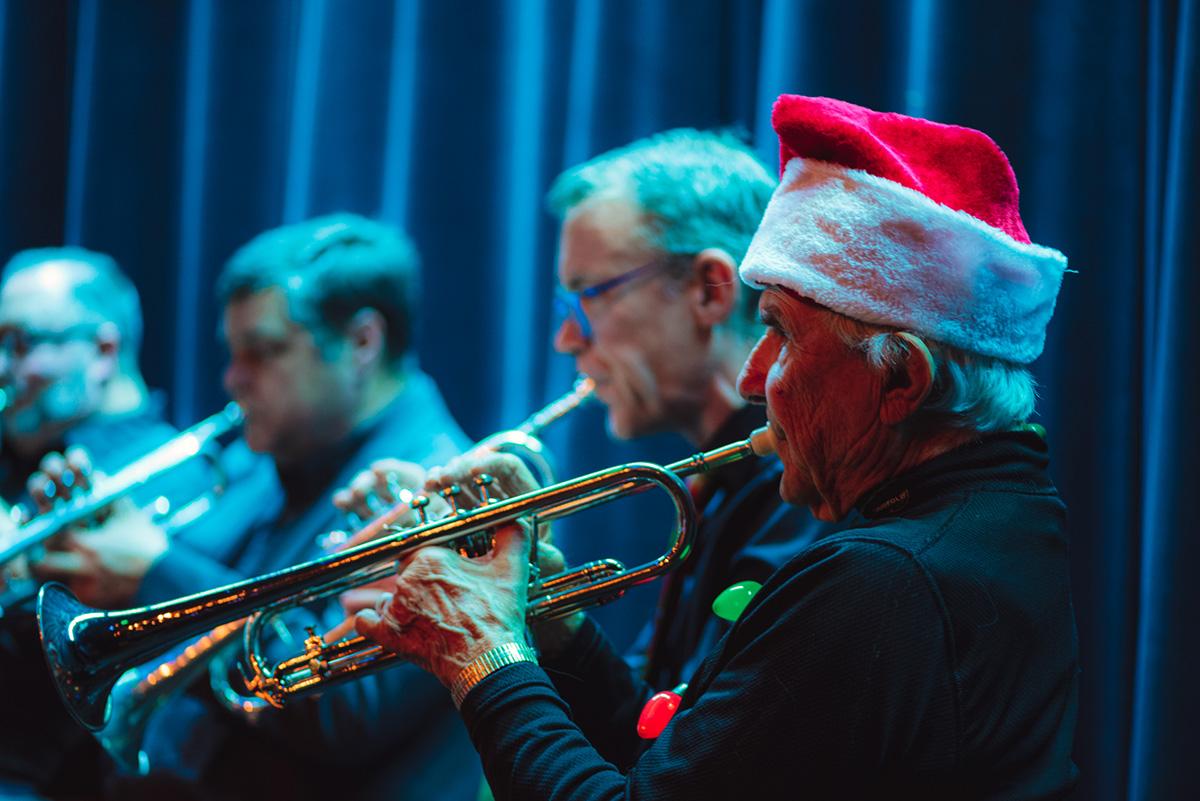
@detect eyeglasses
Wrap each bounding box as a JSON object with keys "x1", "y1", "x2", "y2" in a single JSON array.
[
  {"x1": 0, "y1": 323, "x2": 98, "y2": 359},
  {"x1": 553, "y1": 258, "x2": 677, "y2": 340}
]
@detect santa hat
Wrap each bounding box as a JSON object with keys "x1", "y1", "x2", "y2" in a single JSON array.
[{"x1": 739, "y1": 95, "x2": 1067, "y2": 364}]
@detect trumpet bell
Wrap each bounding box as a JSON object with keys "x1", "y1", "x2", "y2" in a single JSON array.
[{"x1": 38, "y1": 581, "x2": 114, "y2": 731}]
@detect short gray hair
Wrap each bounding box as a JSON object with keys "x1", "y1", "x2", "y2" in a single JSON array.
[
  {"x1": 823, "y1": 311, "x2": 1037, "y2": 433},
  {"x1": 2, "y1": 247, "x2": 143, "y2": 373},
  {"x1": 547, "y1": 129, "x2": 775, "y2": 341}
]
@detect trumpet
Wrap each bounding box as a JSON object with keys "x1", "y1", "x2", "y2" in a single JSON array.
[
  {"x1": 0, "y1": 402, "x2": 244, "y2": 567},
  {"x1": 39, "y1": 426, "x2": 774, "y2": 732},
  {"x1": 85, "y1": 378, "x2": 593, "y2": 771}
]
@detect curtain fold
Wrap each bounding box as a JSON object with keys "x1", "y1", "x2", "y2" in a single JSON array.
[
  {"x1": 1130, "y1": 2, "x2": 1198, "y2": 799},
  {"x1": 0, "y1": 2, "x2": 1195, "y2": 796}
]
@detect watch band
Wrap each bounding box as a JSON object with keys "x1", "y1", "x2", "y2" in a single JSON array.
[{"x1": 450, "y1": 641, "x2": 539, "y2": 708}]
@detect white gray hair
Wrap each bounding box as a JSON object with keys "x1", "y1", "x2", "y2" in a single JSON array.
[{"x1": 822, "y1": 311, "x2": 1037, "y2": 433}]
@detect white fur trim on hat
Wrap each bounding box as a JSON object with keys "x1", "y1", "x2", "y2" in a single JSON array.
[{"x1": 739, "y1": 157, "x2": 1068, "y2": 364}]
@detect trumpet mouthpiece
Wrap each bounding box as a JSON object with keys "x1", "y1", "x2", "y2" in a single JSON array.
[{"x1": 748, "y1": 426, "x2": 777, "y2": 457}]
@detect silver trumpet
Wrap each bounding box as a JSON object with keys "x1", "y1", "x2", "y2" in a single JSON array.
[
  {"x1": 82, "y1": 379, "x2": 594, "y2": 771},
  {"x1": 39, "y1": 424, "x2": 774, "y2": 737},
  {"x1": 0, "y1": 402, "x2": 244, "y2": 567}
]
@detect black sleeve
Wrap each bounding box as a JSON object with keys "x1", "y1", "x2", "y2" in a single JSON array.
[
  {"x1": 539, "y1": 616, "x2": 652, "y2": 769},
  {"x1": 460, "y1": 540, "x2": 955, "y2": 801}
]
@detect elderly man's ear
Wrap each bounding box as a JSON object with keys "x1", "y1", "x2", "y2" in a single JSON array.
[
  {"x1": 879, "y1": 332, "x2": 935, "y2": 426},
  {"x1": 687, "y1": 249, "x2": 738, "y2": 328}
]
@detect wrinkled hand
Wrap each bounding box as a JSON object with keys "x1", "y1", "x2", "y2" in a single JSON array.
[
  {"x1": 352, "y1": 451, "x2": 542, "y2": 686},
  {"x1": 29, "y1": 503, "x2": 168, "y2": 608},
  {"x1": 354, "y1": 521, "x2": 531, "y2": 687}
]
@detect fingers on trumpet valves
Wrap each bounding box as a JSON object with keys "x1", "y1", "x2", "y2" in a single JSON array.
[
  {"x1": 437, "y1": 483, "x2": 465, "y2": 516},
  {"x1": 334, "y1": 460, "x2": 427, "y2": 528},
  {"x1": 62, "y1": 446, "x2": 94, "y2": 491},
  {"x1": 408, "y1": 494, "x2": 432, "y2": 524},
  {"x1": 32, "y1": 447, "x2": 96, "y2": 507},
  {"x1": 28, "y1": 454, "x2": 67, "y2": 513},
  {"x1": 473, "y1": 473, "x2": 496, "y2": 505}
]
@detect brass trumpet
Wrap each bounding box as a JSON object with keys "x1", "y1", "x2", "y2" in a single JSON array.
[{"x1": 40, "y1": 426, "x2": 773, "y2": 732}]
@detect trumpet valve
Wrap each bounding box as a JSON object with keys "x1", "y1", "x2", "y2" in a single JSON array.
[
  {"x1": 302, "y1": 627, "x2": 329, "y2": 676},
  {"x1": 438, "y1": 484, "x2": 464, "y2": 516},
  {"x1": 473, "y1": 474, "x2": 496, "y2": 505},
  {"x1": 409, "y1": 495, "x2": 431, "y2": 524}
]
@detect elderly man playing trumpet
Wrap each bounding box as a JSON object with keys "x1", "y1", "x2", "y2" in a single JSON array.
[{"x1": 353, "y1": 96, "x2": 1080, "y2": 799}]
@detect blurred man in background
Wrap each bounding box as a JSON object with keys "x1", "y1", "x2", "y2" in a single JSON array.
[
  {"x1": 0, "y1": 247, "x2": 206, "y2": 799},
  {"x1": 27, "y1": 216, "x2": 479, "y2": 801},
  {"x1": 536, "y1": 129, "x2": 831, "y2": 764}
]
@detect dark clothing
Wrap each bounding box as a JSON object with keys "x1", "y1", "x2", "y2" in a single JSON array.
[
  {"x1": 0, "y1": 401, "x2": 213, "y2": 795},
  {"x1": 462, "y1": 430, "x2": 1080, "y2": 800},
  {"x1": 123, "y1": 371, "x2": 481, "y2": 801},
  {"x1": 546, "y1": 406, "x2": 829, "y2": 769}
]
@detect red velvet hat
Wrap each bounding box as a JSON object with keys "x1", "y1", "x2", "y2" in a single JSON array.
[{"x1": 740, "y1": 95, "x2": 1068, "y2": 364}]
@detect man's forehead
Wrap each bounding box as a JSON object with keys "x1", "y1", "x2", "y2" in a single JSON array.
[
  {"x1": 0, "y1": 263, "x2": 90, "y2": 326},
  {"x1": 222, "y1": 287, "x2": 299, "y2": 340},
  {"x1": 556, "y1": 198, "x2": 654, "y2": 288},
  {"x1": 760, "y1": 285, "x2": 824, "y2": 319}
]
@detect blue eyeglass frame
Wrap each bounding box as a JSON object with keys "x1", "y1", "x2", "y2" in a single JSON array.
[{"x1": 553, "y1": 258, "x2": 675, "y2": 340}]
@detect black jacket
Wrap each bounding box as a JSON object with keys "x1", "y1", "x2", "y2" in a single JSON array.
[
  {"x1": 545, "y1": 406, "x2": 830, "y2": 769},
  {"x1": 462, "y1": 430, "x2": 1080, "y2": 800}
]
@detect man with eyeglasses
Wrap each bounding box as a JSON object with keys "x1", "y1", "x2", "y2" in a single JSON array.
[
  {"x1": 0, "y1": 248, "x2": 169, "y2": 502},
  {"x1": 524, "y1": 130, "x2": 833, "y2": 767},
  {"x1": 0, "y1": 247, "x2": 209, "y2": 800}
]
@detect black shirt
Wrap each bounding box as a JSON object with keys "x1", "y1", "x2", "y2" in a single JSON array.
[
  {"x1": 462, "y1": 430, "x2": 1080, "y2": 800},
  {"x1": 544, "y1": 405, "x2": 831, "y2": 769}
]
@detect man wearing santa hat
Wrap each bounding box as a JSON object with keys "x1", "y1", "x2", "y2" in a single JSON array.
[{"x1": 354, "y1": 96, "x2": 1079, "y2": 799}]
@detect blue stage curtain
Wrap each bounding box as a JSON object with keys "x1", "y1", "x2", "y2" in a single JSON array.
[{"x1": 0, "y1": 2, "x2": 1195, "y2": 797}]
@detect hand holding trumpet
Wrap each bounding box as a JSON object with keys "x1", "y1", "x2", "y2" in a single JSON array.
[
  {"x1": 23, "y1": 446, "x2": 166, "y2": 608},
  {"x1": 333, "y1": 453, "x2": 584, "y2": 668},
  {"x1": 336, "y1": 452, "x2": 537, "y2": 687}
]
